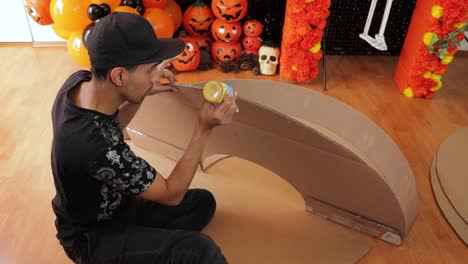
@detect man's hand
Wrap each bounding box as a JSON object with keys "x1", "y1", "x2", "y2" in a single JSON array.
[
  {"x1": 197, "y1": 91, "x2": 238, "y2": 131},
  {"x1": 148, "y1": 57, "x2": 179, "y2": 95}
]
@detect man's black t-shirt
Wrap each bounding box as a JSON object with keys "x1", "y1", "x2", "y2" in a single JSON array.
[{"x1": 51, "y1": 70, "x2": 157, "y2": 247}]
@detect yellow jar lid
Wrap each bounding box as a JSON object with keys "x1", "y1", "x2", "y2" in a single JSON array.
[{"x1": 203, "y1": 81, "x2": 227, "y2": 104}]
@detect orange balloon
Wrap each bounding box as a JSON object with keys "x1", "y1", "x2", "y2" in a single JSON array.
[
  {"x1": 67, "y1": 32, "x2": 91, "y2": 68},
  {"x1": 52, "y1": 23, "x2": 71, "y2": 40},
  {"x1": 142, "y1": 0, "x2": 167, "y2": 8},
  {"x1": 50, "y1": 0, "x2": 92, "y2": 32},
  {"x1": 114, "y1": 6, "x2": 140, "y2": 15},
  {"x1": 163, "y1": 0, "x2": 182, "y2": 30},
  {"x1": 144, "y1": 8, "x2": 174, "y2": 38},
  {"x1": 91, "y1": 0, "x2": 121, "y2": 10}
]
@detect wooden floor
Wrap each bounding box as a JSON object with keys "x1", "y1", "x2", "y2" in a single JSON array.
[{"x1": 0, "y1": 44, "x2": 467, "y2": 263}]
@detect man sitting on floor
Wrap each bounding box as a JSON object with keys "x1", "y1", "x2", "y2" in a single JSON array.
[{"x1": 51, "y1": 12, "x2": 237, "y2": 263}]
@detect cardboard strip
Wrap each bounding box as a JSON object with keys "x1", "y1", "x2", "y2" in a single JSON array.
[{"x1": 305, "y1": 196, "x2": 402, "y2": 246}]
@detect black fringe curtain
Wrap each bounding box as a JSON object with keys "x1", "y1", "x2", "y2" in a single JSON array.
[{"x1": 325, "y1": 0, "x2": 417, "y2": 56}]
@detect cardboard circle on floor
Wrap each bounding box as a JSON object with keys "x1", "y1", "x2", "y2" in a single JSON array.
[
  {"x1": 431, "y1": 154, "x2": 468, "y2": 245},
  {"x1": 436, "y1": 126, "x2": 468, "y2": 223}
]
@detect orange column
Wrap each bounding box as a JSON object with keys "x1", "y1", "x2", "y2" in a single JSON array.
[
  {"x1": 279, "y1": 0, "x2": 331, "y2": 83},
  {"x1": 394, "y1": 0, "x2": 468, "y2": 99}
]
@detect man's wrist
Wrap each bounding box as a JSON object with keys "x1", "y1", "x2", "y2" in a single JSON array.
[{"x1": 194, "y1": 121, "x2": 213, "y2": 137}]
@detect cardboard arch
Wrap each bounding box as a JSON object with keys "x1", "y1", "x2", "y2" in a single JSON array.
[{"x1": 127, "y1": 79, "x2": 419, "y2": 245}]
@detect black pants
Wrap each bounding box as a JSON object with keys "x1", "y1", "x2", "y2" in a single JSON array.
[{"x1": 64, "y1": 189, "x2": 227, "y2": 263}]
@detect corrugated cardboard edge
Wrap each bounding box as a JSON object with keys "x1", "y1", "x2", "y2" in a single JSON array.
[
  {"x1": 208, "y1": 79, "x2": 419, "y2": 237},
  {"x1": 431, "y1": 154, "x2": 468, "y2": 245}
]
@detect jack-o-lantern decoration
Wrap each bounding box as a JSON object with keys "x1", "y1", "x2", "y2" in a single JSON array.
[
  {"x1": 192, "y1": 35, "x2": 212, "y2": 49},
  {"x1": 211, "y1": 41, "x2": 242, "y2": 63},
  {"x1": 171, "y1": 38, "x2": 201, "y2": 71},
  {"x1": 142, "y1": 0, "x2": 167, "y2": 8},
  {"x1": 212, "y1": 0, "x2": 248, "y2": 22},
  {"x1": 243, "y1": 20, "x2": 263, "y2": 37},
  {"x1": 211, "y1": 19, "x2": 241, "y2": 43},
  {"x1": 25, "y1": 0, "x2": 53, "y2": 25},
  {"x1": 183, "y1": 0, "x2": 215, "y2": 37},
  {"x1": 242, "y1": 36, "x2": 262, "y2": 55}
]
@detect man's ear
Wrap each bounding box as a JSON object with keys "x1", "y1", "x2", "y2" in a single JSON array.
[{"x1": 109, "y1": 67, "x2": 128, "y2": 87}]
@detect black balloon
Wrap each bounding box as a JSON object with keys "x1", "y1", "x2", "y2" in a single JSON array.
[
  {"x1": 100, "y1": 4, "x2": 111, "y2": 16},
  {"x1": 122, "y1": 0, "x2": 137, "y2": 8},
  {"x1": 135, "y1": 5, "x2": 145, "y2": 15},
  {"x1": 87, "y1": 4, "x2": 103, "y2": 21}
]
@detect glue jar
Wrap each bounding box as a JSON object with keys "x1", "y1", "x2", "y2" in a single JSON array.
[{"x1": 202, "y1": 81, "x2": 234, "y2": 104}]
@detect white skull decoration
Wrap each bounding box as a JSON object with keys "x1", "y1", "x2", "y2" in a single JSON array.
[{"x1": 258, "y1": 45, "x2": 280, "y2": 75}]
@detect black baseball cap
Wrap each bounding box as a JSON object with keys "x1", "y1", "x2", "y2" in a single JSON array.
[{"x1": 87, "y1": 12, "x2": 185, "y2": 69}]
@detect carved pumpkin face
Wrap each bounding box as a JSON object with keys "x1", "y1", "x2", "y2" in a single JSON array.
[
  {"x1": 26, "y1": 0, "x2": 53, "y2": 25},
  {"x1": 172, "y1": 38, "x2": 201, "y2": 71},
  {"x1": 211, "y1": 19, "x2": 241, "y2": 43},
  {"x1": 211, "y1": 41, "x2": 242, "y2": 63},
  {"x1": 192, "y1": 35, "x2": 212, "y2": 49},
  {"x1": 242, "y1": 36, "x2": 262, "y2": 51},
  {"x1": 212, "y1": 0, "x2": 248, "y2": 22},
  {"x1": 183, "y1": 2, "x2": 215, "y2": 36},
  {"x1": 243, "y1": 20, "x2": 263, "y2": 37}
]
